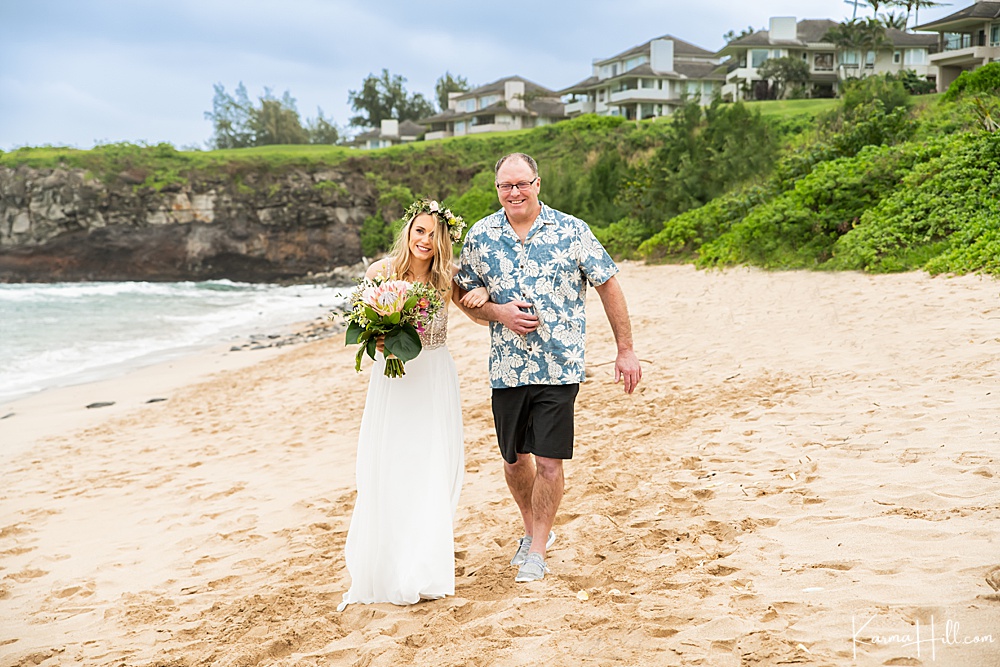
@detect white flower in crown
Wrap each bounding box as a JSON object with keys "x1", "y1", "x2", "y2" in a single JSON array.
[
  {"x1": 403, "y1": 198, "x2": 466, "y2": 243},
  {"x1": 429, "y1": 200, "x2": 440, "y2": 213}
]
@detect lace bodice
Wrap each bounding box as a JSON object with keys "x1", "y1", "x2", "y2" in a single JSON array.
[{"x1": 420, "y1": 305, "x2": 448, "y2": 350}]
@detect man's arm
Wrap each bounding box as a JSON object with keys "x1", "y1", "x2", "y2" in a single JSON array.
[
  {"x1": 452, "y1": 289, "x2": 539, "y2": 335},
  {"x1": 594, "y1": 275, "x2": 642, "y2": 394}
]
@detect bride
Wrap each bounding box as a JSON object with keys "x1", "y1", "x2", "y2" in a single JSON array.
[{"x1": 338, "y1": 199, "x2": 487, "y2": 610}]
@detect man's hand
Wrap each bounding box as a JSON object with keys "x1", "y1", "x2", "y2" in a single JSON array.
[
  {"x1": 494, "y1": 300, "x2": 538, "y2": 335},
  {"x1": 614, "y1": 349, "x2": 642, "y2": 394}
]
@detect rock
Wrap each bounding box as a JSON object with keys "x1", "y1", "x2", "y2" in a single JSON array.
[
  {"x1": 85, "y1": 401, "x2": 115, "y2": 409},
  {"x1": 0, "y1": 165, "x2": 375, "y2": 282}
]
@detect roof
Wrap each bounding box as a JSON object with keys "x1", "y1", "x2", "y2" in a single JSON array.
[
  {"x1": 885, "y1": 27, "x2": 937, "y2": 47},
  {"x1": 558, "y1": 61, "x2": 724, "y2": 95},
  {"x1": 416, "y1": 95, "x2": 565, "y2": 125},
  {"x1": 594, "y1": 34, "x2": 716, "y2": 65},
  {"x1": 717, "y1": 19, "x2": 839, "y2": 55},
  {"x1": 915, "y1": 1, "x2": 1000, "y2": 30},
  {"x1": 451, "y1": 75, "x2": 559, "y2": 101},
  {"x1": 397, "y1": 120, "x2": 426, "y2": 136}
]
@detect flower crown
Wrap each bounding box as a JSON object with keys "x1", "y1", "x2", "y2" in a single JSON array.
[{"x1": 404, "y1": 199, "x2": 466, "y2": 243}]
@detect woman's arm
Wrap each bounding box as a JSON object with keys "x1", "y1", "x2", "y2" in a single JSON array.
[{"x1": 450, "y1": 264, "x2": 489, "y2": 326}]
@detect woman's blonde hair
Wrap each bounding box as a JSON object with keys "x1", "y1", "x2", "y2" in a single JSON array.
[{"x1": 386, "y1": 210, "x2": 453, "y2": 292}]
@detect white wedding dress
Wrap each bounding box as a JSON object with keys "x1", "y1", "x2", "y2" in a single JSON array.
[{"x1": 339, "y1": 306, "x2": 464, "y2": 609}]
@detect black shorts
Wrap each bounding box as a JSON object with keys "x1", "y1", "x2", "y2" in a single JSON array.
[{"x1": 491, "y1": 384, "x2": 580, "y2": 464}]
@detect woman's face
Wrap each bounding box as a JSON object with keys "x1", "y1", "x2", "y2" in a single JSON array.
[{"x1": 408, "y1": 213, "x2": 437, "y2": 263}]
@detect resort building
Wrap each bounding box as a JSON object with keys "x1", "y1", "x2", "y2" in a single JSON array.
[
  {"x1": 350, "y1": 119, "x2": 425, "y2": 150},
  {"x1": 914, "y1": 0, "x2": 1000, "y2": 90},
  {"x1": 418, "y1": 77, "x2": 566, "y2": 141},
  {"x1": 560, "y1": 36, "x2": 724, "y2": 120},
  {"x1": 718, "y1": 17, "x2": 938, "y2": 100}
]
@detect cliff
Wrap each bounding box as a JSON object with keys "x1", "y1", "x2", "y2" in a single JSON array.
[{"x1": 0, "y1": 163, "x2": 375, "y2": 282}]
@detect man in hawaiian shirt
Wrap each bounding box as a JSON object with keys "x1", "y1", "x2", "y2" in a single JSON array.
[{"x1": 456, "y1": 152, "x2": 642, "y2": 583}]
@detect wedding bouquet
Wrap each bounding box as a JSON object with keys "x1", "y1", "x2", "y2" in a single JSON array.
[{"x1": 341, "y1": 275, "x2": 444, "y2": 378}]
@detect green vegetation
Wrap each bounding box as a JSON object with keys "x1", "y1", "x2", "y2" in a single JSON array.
[{"x1": 3, "y1": 70, "x2": 997, "y2": 276}]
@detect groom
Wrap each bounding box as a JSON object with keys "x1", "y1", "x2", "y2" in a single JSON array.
[{"x1": 456, "y1": 152, "x2": 641, "y2": 583}]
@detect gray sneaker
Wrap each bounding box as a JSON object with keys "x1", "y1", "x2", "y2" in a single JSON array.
[
  {"x1": 515, "y1": 553, "x2": 549, "y2": 583},
  {"x1": 510, "y1": 531, "x2": 556, "y2": 566}
]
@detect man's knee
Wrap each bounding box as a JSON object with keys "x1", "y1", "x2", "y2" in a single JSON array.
[{"x1": 534, "y1": 456, "x2": 563, "y2": 481}]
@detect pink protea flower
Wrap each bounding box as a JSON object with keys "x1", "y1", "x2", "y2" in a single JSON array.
[{"x1": 361, "y1": 280, "x2": 410, "y2": 316}]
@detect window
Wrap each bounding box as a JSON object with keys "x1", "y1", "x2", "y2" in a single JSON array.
[
  {"x1": 839, "y1": 49, "x2": 860, "y2": 65},
  {"x1": 992, "y1": 24, "x2": 1000, "y2": 46},
  {"x1": 904, "y1": 49, "x2": 927, "y2": 65},
  {"x1": 751, "y1": 49, "x2": 769, "y2": 67},
  {"x1": 814, "y1": 53, "x2": 834, "y2": 71},
  {"x1": 686, "y1": 81, "x2": 700, "y2": 96},
  {"x1": 472, "y1": 115, "x2": 495, "y2": 126},
  {"x1": 865, "y1": 50, "x2": 875, "y2": 68},
  {"x1": 640, "y1": 78, "x2": 657, "y2": 89},
  {"x1": 455, "y1": 121, "x2": 466, "y2": 134},
  {"x1": 479, "y1": 94, "x2": 500, "y2": 108},
  {"x1": 625, "y1": 56, "x2": 648, "y2": 71},
  {"x1": 893, "y1": 50, "x2": 902, "y2": 64}
]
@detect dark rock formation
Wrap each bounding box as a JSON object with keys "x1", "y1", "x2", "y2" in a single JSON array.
[{"x1": 0, "y1": 165, "x2": 376, "y2": 282}]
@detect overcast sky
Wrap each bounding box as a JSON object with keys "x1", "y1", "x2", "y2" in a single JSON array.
[{"x1": 0, "y1": 0, "x2": 955, "y2": 150}]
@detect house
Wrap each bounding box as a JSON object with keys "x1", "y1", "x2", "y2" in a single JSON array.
[
  {"x1": 419, "y1": 77, "x2": 566, "y2": 140},
  {"x1": 560, "y1": 36, "x2": 724, "y2": 120},
  {"x1": 718, "y1": 17, "x2": 938, "y2": 100},
  {"x1": 350, "y1": 119, "x2": 425, "y2": 150},
  {"x1": 914, "y1": 0, "x2": 1000, "y2": 91}
]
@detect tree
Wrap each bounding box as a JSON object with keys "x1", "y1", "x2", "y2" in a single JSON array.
[
  {"x1": 305, "y1": 108, "x2": 340, "y2": 145},
  {"x1": 348, "y1": 69, "x2": 435, "y2": 129},
  {"x1": 890, "y1": 0, "x2": 946, "y2": 30},
  {"x1": 757, "y1": 56, "x2": 812, "y2": 99},
  {"x1": 879, "y1": 11, "x2": 909, "y2": 29},
  {"x1": 248, "y1": 89, "x2": 308, "y2": 145},
  {"x1": 723, "y1": 25, "x2": 755, "y2": 43},
  {"x1": 823, "y1": 18, "x2": 888, "y2": 75},
  {"x1": 205, "y1": 82, "x2": 254, "y2": 149},
  {"x1": 205, "y1": 83, "x2": 340, "y2": 148},
  {"x1": 434, "y1": 72, "x2": 470, "y2": 112}
]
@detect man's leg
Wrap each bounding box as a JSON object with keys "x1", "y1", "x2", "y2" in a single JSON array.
[
  {"x1": 527, "y1": 456, "x2": 562, "y2": 559},
  {"x1": 504, "y1": 453, "x2": 536, "y2": 538}
]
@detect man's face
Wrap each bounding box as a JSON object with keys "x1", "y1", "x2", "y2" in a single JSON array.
[{"x1": 495, "y1": 158, "x2": 541, "y2": 222}]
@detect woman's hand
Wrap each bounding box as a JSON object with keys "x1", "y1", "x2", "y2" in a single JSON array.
[
  {"x1": 375, "y1": 335, "x2": 385, "y2": 353},
  {"x1": 460, "y1": 286, "x2": 490, "y2": 308}
]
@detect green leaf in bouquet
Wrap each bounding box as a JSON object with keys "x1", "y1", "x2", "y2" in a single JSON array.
[
  {"x1": 364, "y1": 305, "x2": 380, "y2": 322},
  {"x1": 387, "y1": 311, "x2": 401, "y2": 325},
  {"x1": 345, "y1": 321, "x2": 364, "y2": 345},
  {"x1": 354, "y1": 344, "x2": 366, "y2": 372},
  {"x1": 403, "y1": 295, "x2": 418, "y2": 311},
  {"x1": 384, "y1": 324, "x2": 422, "y2": 362},
  {"x1": 366, "y1": 336, "x2": 378, "y2": 361}
]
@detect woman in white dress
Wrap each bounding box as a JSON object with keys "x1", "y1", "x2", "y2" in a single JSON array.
[{"x1": 338, "y1": 200, "x2": 487, "y2": 610}]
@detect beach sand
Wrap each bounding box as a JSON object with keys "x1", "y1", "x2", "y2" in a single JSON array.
[{"x1": 2, "y1": 262, "x2": 999, "y2": 667}]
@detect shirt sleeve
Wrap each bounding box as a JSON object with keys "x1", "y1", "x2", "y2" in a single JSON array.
[
  {"x1": 455, "y1": 230, "x2": 486, "y2": 291},
  {"x1": 576, "y1": 222, "x2": 619, "y2": 287}
]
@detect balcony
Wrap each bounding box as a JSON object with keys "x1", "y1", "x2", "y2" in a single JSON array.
[
  {"x1": 609, "y1": 88, "x2": 676, "y2": 104},
  {"x1": 929, "y1": 45, "x2": 1000, "y2": 67},
  {"x1": 565, "y1": 99, "x2": 596, "y2": 115},
  {"x1": 424, "y1": 130, "x2": 452, "y2": 141}
]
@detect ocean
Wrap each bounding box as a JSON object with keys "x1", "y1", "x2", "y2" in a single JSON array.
[{"x1": 0, "y1": 280, "x2": 350, "y2": 404}]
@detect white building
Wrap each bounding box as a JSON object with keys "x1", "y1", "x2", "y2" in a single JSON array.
[
  {"x1": 915, "y1": 0, "x2": 1000, "y2": 91},
  {"x1": 350, "y1": 119, "x2": 425, "y2": 150},
  {"x1": 560, "y1": 36, "x2": 724, "y2": 120},
  {"x1": 419, "y1": 77, "x2": 566, "y2": 140},
  {"x1": 718, "y1": 17, "x2": 938, "y2": 100}
]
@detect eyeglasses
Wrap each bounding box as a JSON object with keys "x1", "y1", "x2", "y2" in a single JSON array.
[{"x1": 496, "y1": 177, "x2": 538, "y2": 193}]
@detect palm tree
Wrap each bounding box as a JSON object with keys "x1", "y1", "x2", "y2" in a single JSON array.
[
  {"x1": 891, "y1": 0, "x2": 948, "y2": 30},
  {"x1": 824, "y1": 18, "x2": 888, "y2": 73},
  {"x1": 879, "y1": 11, "x2": 909, "y2": 30}
]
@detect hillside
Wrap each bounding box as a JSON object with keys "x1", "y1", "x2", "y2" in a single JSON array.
[{"x1": 2, "y1": 69, "x2": 998, "y2": 281}]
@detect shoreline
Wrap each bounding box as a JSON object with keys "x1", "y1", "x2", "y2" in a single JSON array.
[{"x1": 2, "y1": 263, "x2": 1000, "y2": 666}]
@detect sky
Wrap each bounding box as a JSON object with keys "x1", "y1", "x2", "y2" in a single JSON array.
[{"x1": 0, "y1": 0, "x2": 957, "y2": 151}]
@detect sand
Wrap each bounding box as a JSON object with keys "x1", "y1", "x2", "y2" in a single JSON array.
[{"x1": 2, "y1": 262, "x2": 999, "y2": 667}]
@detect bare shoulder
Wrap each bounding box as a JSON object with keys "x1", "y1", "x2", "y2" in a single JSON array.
[{"x1": 365, "y1": 258, "x2": 393, "y2": 280}]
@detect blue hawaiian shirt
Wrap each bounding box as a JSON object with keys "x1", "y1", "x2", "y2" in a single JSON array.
[{"x1": 456, "y1": 202, "x2": 619, "y2": 388}]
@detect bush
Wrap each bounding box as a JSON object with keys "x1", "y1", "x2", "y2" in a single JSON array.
[{"x1": 942, "y1": 62, "x2": 1000, "y2": 101}]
